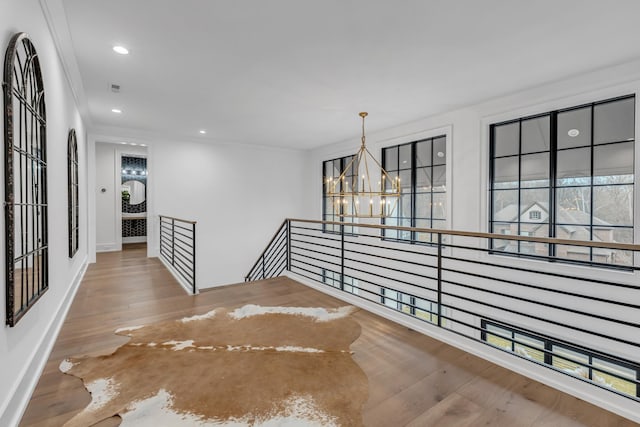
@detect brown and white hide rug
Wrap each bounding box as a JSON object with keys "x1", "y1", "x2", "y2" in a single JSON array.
[{"x1": 60, "y1": 305, "x2": 368, "y2": 426}]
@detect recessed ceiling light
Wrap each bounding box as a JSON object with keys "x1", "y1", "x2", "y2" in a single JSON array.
[
  {"x1": 120, "y1": 142, "x2": 127, "y2": 144},
  {"x1": 113, "y1": 45, "x2": 129, "y2": 55},
  {"x1": 568, "y1": 129, "x2": 580, "y2": 137},
  {"x1": 140, "y1": 144, "x2": 147, "y2": 147},
  {"x1": 199, "y1": 130, "x2": 206, "y2": 134},
  {"x1": 130, "y1": 143, "x2": 137, "y2": 146},
  {"x1": 112, "y1": 108, "x2": 122, "y2": 114},
  {"x1": 437, "y1": 151, "x2": 445, "y2": 158}
]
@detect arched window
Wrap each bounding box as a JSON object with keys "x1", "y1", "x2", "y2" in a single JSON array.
[
  {"x1": 3, "y1": 33, "x2": 48, "y2": 326},
  {"x1": 68, "y1": 129, "x2": 79, "y2": 258}
]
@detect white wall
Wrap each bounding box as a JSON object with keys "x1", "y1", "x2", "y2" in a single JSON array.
[
  {"x1": 303, "y1": 60, "x2": 640, "y2": 422},
  {"x1": 0, "y1": 1, "x2": 89, "y2": 425},
  {"x1": 150, "y1": 138, "x2": 307, "y2": 288},
  {"x1": 95, "y1": 142, "x2": 147, "y2": 252}
]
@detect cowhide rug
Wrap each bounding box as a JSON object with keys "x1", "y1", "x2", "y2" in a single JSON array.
[{"x1": 60, "y1": 305, "x2": 368, "y2": 426}]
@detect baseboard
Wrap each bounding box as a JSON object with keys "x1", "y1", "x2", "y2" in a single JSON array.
[
  {"x1": 96, "y1": 243, "x2": 118, "y2": 252},
  {"x1": 284, "y1": 270, "x2": 640, "y2": 425},
  {"x1": 1, "y1": 257, "x2": 88, "y2": 427},
  {"x1": 123, "y1": 236, "x2": 147, "y2": 244},
  {"x1": 158, "y1": 255, "x2": 197, "y2": 295}
]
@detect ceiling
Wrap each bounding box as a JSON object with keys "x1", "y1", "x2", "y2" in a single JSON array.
[{"x1": 57, "y1": 0, "x2": 640, "y2": 149}]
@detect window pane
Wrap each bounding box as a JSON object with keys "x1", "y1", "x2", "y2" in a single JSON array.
[
  {"x1": 557, "y1": 147, "x2": 591, "y2": 186},
  {"x1": 593, "y1": 185, "x2": 633, "y2": 226},
  {"x1": 594, "y1": 97, "x2": 635, "y2": 144},
  {"x1": 558, "y1": 106, "x2": 591, "y2": 149},
  {"x1": 520, "y1": 189, "x2": 549, "y2": 219},
  {"x1": 521, "y1": 153, "x2": 549, "y2": 188},
  {"x1": 552, "y1": 346, "x2": 590, "y2": 377},
  {"x1": 383, "y1": 289, "x2": 399, "y2": 308},
  {"x1": 514, "y1": 333, "x2": 545, "y2": 362},
  {"x1": 416, "y1": 167, "x2": 431, "y2": 190},
  {"x1": 594, "y1": 142, "x2": 634, "y2": 185},
  {"x1": 431, "y1": 219, "x2": 446, "y2": 230},
  {"x1": 432, "y1": 193, "x2": 446, "y2": 220},
  {"x1": 521, "y1": 116, "x2": 550, "y2": 154},
  {"x1": 416, "y1": 140, "x2": 432, "y2": 167},
  {"x1": 593, "y1": 358, "x2": 636, "y2": 395},
  {"x1": 486, "y1": 324, "x2": 512, "y2": 350},
  {"x1": 520, "y1": 224, "x2": 549, "y2": 255},
  {"x1": 415, "y1": 193, "x2": 431, "y2": 219},
  {"x1": 432, "y1": 165, "x2": 446, "y2": 191},
  {"x1": 399, "y1": 144, "x2": 412, "y2": 169},
  {"x1": 493, "y1": 156, "x2": 518, "y2": 189},
  {"x1": 492, "y1": 190, "x2": 519, "y2": 222},
  {"x1": 399, "y1": 170, "x2": 412, "y2": 192},
  {"x1": 398, "y1": 194, "x2": 412, "y2": 219},
  {"x1": 433, "y1": 137, "x2": 446, "y2": 166},
  {"x1": 494, "y1": 122, "x2": 519, "y2": 157},
  {"x1": 556, "y1": 187, "x2": 591, "y2": 224},
  {"x1": 415, "y1": 218, "x2": 433, "y2": 242},
  {"x1": 491, "y1": 222, "x2": 517, "y2": 252},
  {"x1": 384, "y1": 147, "x2": 398, "y2": 171}
]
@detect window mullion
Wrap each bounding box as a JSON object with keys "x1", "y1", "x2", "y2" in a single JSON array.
[{"x1": 589, "y1": 105, "x2": 595, "y2": 264}]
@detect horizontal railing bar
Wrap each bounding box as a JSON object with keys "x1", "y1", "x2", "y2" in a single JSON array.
[
  {"x1": 288, "y1": 218, "x2": 640, "y2": 251},
  {"x1": 159, "y1": 215, "x2": 197, "y2": 224},
  {"x1": 290, "y1": 259, "x2": 640, "y2": 376},
  {"x1": 441, "y1": 253, "x2": 640, "y2": 289},
  {"x1": 440, "y1": 290, "x2": 640, "y2": 349},
  {"x1": 291, "y1": 251, "x2": 437, "y2": 293},
  {"x1": 442, "y1": 277, "x2": 640, "y2": 329},
  {"x1": 264, "y1": 244, "x2": 288, "y2": 276},
  {"x1": 441, "y1": 265, "x2": 640, "y2": 308}
]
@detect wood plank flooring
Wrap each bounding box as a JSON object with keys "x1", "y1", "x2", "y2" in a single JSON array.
[{"x1": 18, "y1": 244, "x2": 637, "y2": 426}]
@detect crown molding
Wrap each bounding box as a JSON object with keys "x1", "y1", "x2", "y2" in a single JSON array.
[{"x1": 39, "y1": 0, "x2": 93, "y2": 128}]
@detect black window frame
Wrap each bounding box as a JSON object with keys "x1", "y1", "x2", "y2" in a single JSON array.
[
  {"x1": 381, "y1": 135, "x2": 447, "y2": 243},
  {"x1": 481, "y1": 319, "x2": 640, "y2": 400},
  {"x1": 489, "y1": 94, "x2": 635, "y2": 268}
]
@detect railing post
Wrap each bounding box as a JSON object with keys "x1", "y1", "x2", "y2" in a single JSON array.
[
  {"x1": 192, "y1": 222, "x2": 197, "y2": 295},
  {"x1": 286, "y1": 220, "x2": 291, "y2": 272},
  {"x1": 340, "y1": 222, "x2": 345, "y2": 291},
  {"x1": 437, "y1": 232, "x2": 442, "y2": 328},
  {"x1": 261, "y1": 254, "x2": 265, "y2": 279},
  {"x1": 171, "y1": 218, "x2": 175, "y2": 267}
]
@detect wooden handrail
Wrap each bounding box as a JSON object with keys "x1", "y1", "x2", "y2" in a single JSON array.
[
  {"x1": 287, "y1": 218, "x2": 640, "y2": 252},
  {"x1": 159, "y1": 215, "x2": 197, "y2": 225}
]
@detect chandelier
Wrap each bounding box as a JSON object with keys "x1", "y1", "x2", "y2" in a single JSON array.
[{"x1": 326, "y1": 112, "x2": 401, "y2": 218}]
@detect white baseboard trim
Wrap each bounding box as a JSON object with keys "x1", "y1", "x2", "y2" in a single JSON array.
[
  {"x1": 123, "y1": 236, "x2": 147, "y2": 244},
  {"x1": 1, "y1": 257, "x2": 89, "y2": 427},
  {"x1": 284, "y1": 270, "x2": 640, "y2": 425},
  {"x1": 158, "y1": 255, "x2": 197, "y2": 295},
  {"x1": 96, "y1": 243, "x2": 118, "y2": 252}
]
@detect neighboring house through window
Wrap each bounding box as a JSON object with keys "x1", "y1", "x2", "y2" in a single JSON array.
[{"x1": 489, "y1": 95, "x2": 635, "y2": 266}]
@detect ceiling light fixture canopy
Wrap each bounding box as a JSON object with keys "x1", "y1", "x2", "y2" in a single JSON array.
[{"x1": 326, "y1": 112, "x2": 401, "y2": 218}]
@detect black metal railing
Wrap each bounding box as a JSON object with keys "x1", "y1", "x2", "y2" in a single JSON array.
[
  {"x1": 244, "y1": 220, "x2": 289, "y2": 282},
  {"x1": 159, "y1": 215, "x2": 197, "y2": 294},
  {"x1": 246, "y1": 218, "x2": 640, "y2": 404}
]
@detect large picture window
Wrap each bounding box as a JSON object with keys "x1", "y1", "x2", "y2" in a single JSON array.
[
  {"x1": 489, "y1": 95, "x2": 635, "y2": 266},
  {"x1": 322, "y1": 155, "x2": 356, "y2": 233},
  {"x1": 382, "y1": 136, "x2": 446, "y2": 242},
  {"x1": 3, "y1": 33, "x2": 48, "y2": 326}
]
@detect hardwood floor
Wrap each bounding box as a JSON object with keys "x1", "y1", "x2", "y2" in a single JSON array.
[{"x1": 19, "y1": 244, "x2": 636, "y2": 426}]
